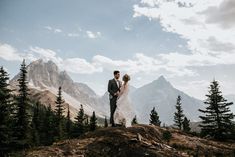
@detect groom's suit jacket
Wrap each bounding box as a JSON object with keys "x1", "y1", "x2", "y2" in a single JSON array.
[{"x1": 108, "y1": 78, "x2": 122, "y2": 99}]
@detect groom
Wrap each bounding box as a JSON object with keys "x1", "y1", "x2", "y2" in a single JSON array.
[{"x1": 108, "y1": 70, "x2": 122, "y2": 127}]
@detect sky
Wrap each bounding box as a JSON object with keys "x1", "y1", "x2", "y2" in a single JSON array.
[{"x1": 0, "y1": 0, "x2": 235, "y2": 99}]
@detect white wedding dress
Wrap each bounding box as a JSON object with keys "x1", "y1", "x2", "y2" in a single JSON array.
[{"x1": 113, "y1": 83, "x2": 135, "y2": 127}]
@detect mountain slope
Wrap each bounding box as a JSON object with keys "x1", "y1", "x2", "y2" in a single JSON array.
[
  {"x1": 130, "y1": 76, "x2": 203, "y2": 124},
  {"x1": 10, "y1": 59, "x2": 106, "y2": 118}
]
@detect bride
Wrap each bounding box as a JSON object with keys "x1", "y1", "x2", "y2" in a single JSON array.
[{"x1": 113, "y1": 74, "x2": 135, "y2": 127}]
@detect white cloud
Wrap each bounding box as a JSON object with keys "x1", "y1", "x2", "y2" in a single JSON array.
[
  {"x1": 86, "y1": 31, "x2": 101, "y2": 39},
  {"x1": 29, "y1": 47, "x2": 63, "y2": 65},
  {"x1": 54, "y1": 29, "x2": 62, "y2": 33},
  {"x1": 63, "y1": 58, "x2": 102, "y2": 74},
  {"x1": 133, "y1": 0, "x2": 235, "y2": 61},
  {"x1": 0, "y1": 43, "x2": 22, "y2": 61},
  {"x1": 124, "y1": 26, "x2": 132, "y2": 31},
  {"x1": 44, "y1": 26, "x2": 62, "y2": 33},
  {"x1": 28, "y1": 47, "x2": 100, "y2": 74},
  {"x1": 67, "y1": 33, "x2": 79, "y2": 37}
]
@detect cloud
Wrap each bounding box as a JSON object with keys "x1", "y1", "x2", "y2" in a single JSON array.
[
  {"x1": 67, "y1": 33, "x2": 79, "y2": 37},
  {"x1": 133, "y1": 0, "x2": 235, "y2": 58},
  {"x1": 2, "y1": 42, "x2": 235, "y2": 78},
  {"x1": 0, "y1": 43, "x2": 22, "y2": 61},
  {"x1": 86, "y1": 31, "x2": 101, "y2": 39},
  {"x1": 124, "y1": 26, "x2": 132, "y2": 31},
  {"x1": 28, "y1": 47, "x2": 100, "y2": 74},
  {"x1": 63, "y1": 58, "x2": 102, "y2": 74},
  {"x1": 29, "y1": 47, "x2": 63, "y2": 65},
  {"x1": 44, "y1": 26, "x2": 62, "y2": 33},
  {"x1": 203, "y1": 0, "x2": 235, "y2": 29}
]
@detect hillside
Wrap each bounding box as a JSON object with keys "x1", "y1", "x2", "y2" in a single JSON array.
[
  {"x1": 130, "y1": 76, "x2": 203, "y2": 124},
  {"x1": 25, "y1": 125, "x2": 235, "y2": 157}
]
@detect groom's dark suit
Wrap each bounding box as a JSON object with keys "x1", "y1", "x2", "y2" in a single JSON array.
[{"x1": 108, "y1": 78, "x2": 121, "y2": 126}]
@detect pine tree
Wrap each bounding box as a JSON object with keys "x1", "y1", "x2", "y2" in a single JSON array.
[
  {"x1": 0, "y1": 66, "x2": 13, "y2": 155},
  {"x1": 182, "y1": 117, "x2": 191, "y2": 133},
  {"x1": 54, "y1": 86, "x2": 65, "y2": 140},
  {"x1": 149, "y1": 107, "x2": 161, "y2": 126},
  {"x1": 104, "y1": 116, "x2": 108, "y2": 128},
  {"x1": 174, "y1": 95, "x2": 184, "y2": 130},
  {"x1": 199, "y1": 80, "x2": 234, "y2": 140},
  {"x1": 42, "y1": 104, "x2": 55, "y2": 145},
  {"x1": 14, "y1": 59, "x2": 31, "y2": 149},
  {"x1": 73, "y1": 104, "x2": 85, "y2": 137},
  {"x1": 84, "y1": 114, "x2": 90, "y2": 132},
  {"x1": 131, "y1": 115, "x2": 138, "y2": 125},
  {"x1": 66, "y1": 105, "x2": 72, "y2": 138},
  {"x1": 31, "y1": 102, "x2": 41, "y2": 146},
  {"x1": 90, "y1": 111, "x2": 97, "y2": 131}
]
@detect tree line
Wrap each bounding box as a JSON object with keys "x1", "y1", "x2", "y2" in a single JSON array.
[
  {"x1": 135, "y1": 79, "x2": 235, "y2": 140},
  {"x1": 1, "y1": 60, "x2": 235, "y2": 155},
  {"x1": 0, "y1": 60, "x2": 98, "y2": 156}
]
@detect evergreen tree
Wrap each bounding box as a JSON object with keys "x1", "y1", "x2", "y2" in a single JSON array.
[
  {"x1": 54, "y1": 86, "x2": 65, "y2": 140},
  {"x1": 14, "y1": 59, "x2": 31, "y2": 149},
  {"x1": 149, "y1": 107, "x2": 161, "y2": 126},
  {"x1": 0, "y1": 66, "x2": 13, "y2": 155},
  {"x1": 89, "y1": 111, "x2": 97, "y2": 131},
  {"x1": 104, "y1": 116, "x2": 108, "y2": 128},
  {"x1": 73, "y1": 104, "x2": 85, "y2": 137},
  {"x1": 66, "y1": 105, "x2": 72, "y2": 138},
  {"x1": 199, "y1": 80, "x2": 234, "y2": 140},
  {"x1": 182, "y1": 117, "x2": 191, "y2": 133},
  {"x1": 31, "y1": 102, "x2": 41, "y2": 146},
  {"x1": 131, "y1": 115, "x2": 138, "y2": 125},
  {"x1": 42, "y1": 104, "x2": 55, "y2": 145},
  {"x1": 84, "y1": 114, "x2": 90, "y2": 132},
  {"x1": 174, "y1": 95, "x2": 184, "y2": 130}
]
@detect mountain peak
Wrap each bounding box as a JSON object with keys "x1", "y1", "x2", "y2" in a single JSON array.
[
  {"x1": 157, "y1": 75, "x2": 167, "y2": 82},
  {"x1": 153, "y1": 75, "x2": 172, "y2": 88}
]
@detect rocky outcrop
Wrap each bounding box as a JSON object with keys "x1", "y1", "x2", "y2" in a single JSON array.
[{"x1": 26, "y1": 125, "x2": 235, "y2": 157}]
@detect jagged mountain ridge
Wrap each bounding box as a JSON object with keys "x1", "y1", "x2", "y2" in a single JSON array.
[
  {"x1": 10, "y1": 59, "x2": 107, "y2": 118},
  {"x1": 10, "y1": 59, "x2": 230, "y2": 125}
]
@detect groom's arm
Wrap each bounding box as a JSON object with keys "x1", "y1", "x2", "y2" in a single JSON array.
[{"x1": 108, "y1": 80, "x2": 115, "y2": 96}]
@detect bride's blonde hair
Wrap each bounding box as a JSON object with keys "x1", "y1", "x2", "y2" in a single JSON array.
[{"x1": 123, "y1": 74, "x2": 130, "y2": 83}]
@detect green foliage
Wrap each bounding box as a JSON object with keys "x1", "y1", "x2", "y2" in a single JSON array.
[
  {"x1": 13, "y1": 59, "x2": 32, "y2": 149},
  {"x1": 41, "y1": 104, "x2": 56, "y2": 145},
  {"x1": 54, "y1": 86, "x2": 65, "y2": 141},
  {"x1": 182, "y1": 117, "x2": 191, "y2": 133},
  {"x1": 31, "y1": 102, "x2": 42, "y2": 146},
  {"x1": 73, "y1": 104, "x2": 86, "y2": 137},
  {"x1": 0, "y1": 66, "x2": 14, "y2": 155},
  {"x1": 149, "y1": 107, "x2": 161, "y2": 126},
  {"x1": 0, "y1": 62, "x2": 94, "y2": 155},
  {"x1": 162, "y1": 130, "x2": 172, "y2": 142},
  {"x1": 199, "y1": 80, "x2": 234, "y2": 140},
  {"x1": 66, "y1": 106, "x2": 72, "y2": 138},
  {"x1": 131, "y1": 115, "x2": 138, "y2": 125},
  {"x1": 174, "y1": 95, "x2": 184, "y2": 130},
  {"x1": 90, "y1": 111, "x2": 97, "y2": 131}
]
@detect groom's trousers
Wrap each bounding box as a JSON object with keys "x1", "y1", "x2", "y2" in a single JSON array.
[{"x1": 110, "y1": 96, "x2": 117, "y2": 127}]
